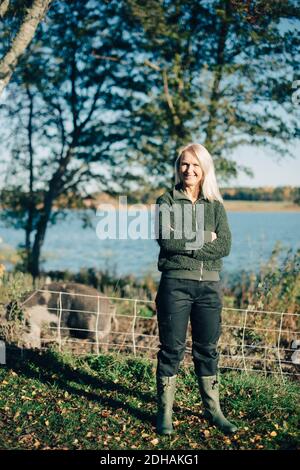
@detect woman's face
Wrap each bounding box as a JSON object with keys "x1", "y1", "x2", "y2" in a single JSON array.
[{"x1": 179, "y1": 150, "x2": 203, "y2": 188}]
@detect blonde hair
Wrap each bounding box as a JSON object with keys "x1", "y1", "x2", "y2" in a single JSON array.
[{"x1": 174, "y1": 143, "x2": 223, "y2": 203}]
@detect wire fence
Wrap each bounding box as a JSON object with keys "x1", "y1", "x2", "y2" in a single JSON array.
[{"x1": 19, "y1": 289, "x2": 300, "y2": 382}]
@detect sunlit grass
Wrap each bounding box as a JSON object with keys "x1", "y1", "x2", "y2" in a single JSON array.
[{"x1": 0, "y1": 349, "x2": 299, "y2": 450}]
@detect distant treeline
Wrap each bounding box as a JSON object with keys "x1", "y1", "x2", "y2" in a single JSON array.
[
  {"x1": 220, "y1": 186, "x2": 300, "y2": 203},
  {"x1": 1, "y1": 186, "x2": 299, "y2": 210},
  {"x1": 129, "y1": 186, "x2": 300, "y2": 205},
  {"x1": 99, "y1": 186, "x2": 300, "y2": 205}
]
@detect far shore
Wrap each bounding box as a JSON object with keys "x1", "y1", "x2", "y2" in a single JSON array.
[
  {"x1": 87, "y1": 199, "x2": 300, "y2": 212},
  {"x1": 1, "y1": 200, "x2": 299, "y2": 213},
  {"x1": 223, "y1": 200, "x2": 300, "y2": 212}
]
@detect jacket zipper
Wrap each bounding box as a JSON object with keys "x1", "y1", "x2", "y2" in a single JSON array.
[{"x1": 193, "y1": 201, "x2": 203, "y2": 281}]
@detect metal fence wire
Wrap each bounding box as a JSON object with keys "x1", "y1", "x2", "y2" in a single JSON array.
[{"x1": 21, "y1": 289, "x2": 300, "y2": 381}]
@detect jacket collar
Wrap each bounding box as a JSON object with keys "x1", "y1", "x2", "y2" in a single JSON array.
[{"x1": 173, "y1": 182, "x2": 206, "y2": 202}]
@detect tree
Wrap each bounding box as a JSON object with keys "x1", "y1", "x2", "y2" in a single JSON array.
[
  {"x1": 1, "y1": 0, "x2": 300, "y2": 277},
  {"x1": 0, "y1": 0, "x2": 52, "y2": 95},
  {"x1": 120, "y1": 0, "x2": 300, "y2": 187},
  {"x1": 293, "y1": 187, "x2": 300, "y2": 205},
  {"x1": 1, "y1": 0, "x2": 148, "y2": 277}
]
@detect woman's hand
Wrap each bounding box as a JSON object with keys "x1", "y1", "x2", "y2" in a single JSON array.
[{"x1": 211, "y1": 232, "x2": 217, "y2": 241}]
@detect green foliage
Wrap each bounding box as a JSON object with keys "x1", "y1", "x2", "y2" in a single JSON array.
[
  {"x1": 0, "y1": 271, "x2": 44, "y2": 344},
  {"x1": 233, "y1": 243, "x2": 300, "y2": 314},
  {"x1": 85, "y1": 354, "x2": 154, "y2": 383},
  {"x1": 125, "y1": 0, "x2": 300, "y2": 185},
  {"x1": 0, "y1": 271, "x2": 38, "y2": 305},
  {"x1": 0, "y1": 349, "x2": 299, "y2": 450},
  {"x1": 137, "y1": 306, "x2": 154, "y2": 318},
  {"x1": 293, "y1": 188, "x2": 300, "y2": 205}
]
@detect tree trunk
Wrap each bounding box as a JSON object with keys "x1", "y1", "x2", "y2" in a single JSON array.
[
  {"x1": 26, "y1": 45, "x2": 80, "y2": 278},
  {"x1": 28, "y1": 190, "x2": 53, "y2": 278},
  {"x1": 28, "y1": 143, "x2": 77, "y2": 278},
  {"x1": 25, "y1": 86, "x2": 35, "y2": 272},
  {"x1": 0, "y1": 0, "x2": 52, "y2": 95}
]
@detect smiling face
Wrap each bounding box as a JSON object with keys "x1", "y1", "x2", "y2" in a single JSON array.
[{"x1": 179, "y1": 150, "x2": 203, "y2": 189}]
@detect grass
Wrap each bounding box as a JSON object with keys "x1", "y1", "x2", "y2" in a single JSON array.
[{"x1": 0, "y1": 348, "x2": 299, "y2": 450}]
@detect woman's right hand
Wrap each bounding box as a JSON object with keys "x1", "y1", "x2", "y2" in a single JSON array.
[{"x1": 211, "y1": 232, "x2": 217, "y2": 241}]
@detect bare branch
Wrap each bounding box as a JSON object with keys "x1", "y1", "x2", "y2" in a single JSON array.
[
  {"x1": 144, "y1": 59, "x2": 161, "y2": 72},
  {"x1": 92, "y1": 53, "x2": 123, "y2": 62},
  {"x1": 92, "y1": 53, "x2": 162, "y2": 73},
  {"x1": 56, "y1": 168, "x2": 93, "y2": 195},
  {"x1": 162, "y1": 68, "x2": 176, "y2": 116},
  {"x1": 79, "y1": 80, "x2": 105, "y2": 132}
]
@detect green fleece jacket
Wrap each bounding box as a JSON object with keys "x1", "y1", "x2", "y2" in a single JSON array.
[{"x1": 155, "y1": 183, "x2": 232, "y2": 278}]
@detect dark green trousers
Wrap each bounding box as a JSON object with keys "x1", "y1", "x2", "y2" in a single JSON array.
[{"x1": 155, "y1": 277, "x2": 223, "y2": 377}]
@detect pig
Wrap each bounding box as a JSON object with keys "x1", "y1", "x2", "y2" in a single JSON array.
[{"x1": 6, "y1": 282, "x2": 118, "y2": 352}]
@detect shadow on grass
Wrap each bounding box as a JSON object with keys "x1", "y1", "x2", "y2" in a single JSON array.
[{"x1": 5, "y1": 345, "x2": 156, "y2": 427}]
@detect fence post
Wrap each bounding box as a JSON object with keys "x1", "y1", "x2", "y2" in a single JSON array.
[
  {"x1": 95, "y1": 296, "x2": 100, "y2": 355},
  {"x1": 58, "y1": 292, "x2": 62, "y2": 352},
  {"x1": 132, "y1": 300, "x2": 137, "y2": 357},
  {"x1": 277, "y1": 312, "x2": 285, "y2": 383},
  {"x1": 241, "y1": 309, "x2": 248, "y2": 374}
]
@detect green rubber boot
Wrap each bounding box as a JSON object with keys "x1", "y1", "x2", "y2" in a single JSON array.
[
  {"x1": 197, "y1": 375, "x2": 237, "y2": 434},
  {"x1": 156, "y1": 375, "x2": 177, "y2": 435}
]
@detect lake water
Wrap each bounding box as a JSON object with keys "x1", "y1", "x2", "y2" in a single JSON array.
[{"x1": 0, "y1": 210, "x2": 299, "y2": 281}]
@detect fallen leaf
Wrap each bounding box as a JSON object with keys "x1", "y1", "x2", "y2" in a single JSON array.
[
  {"x1": 151, "y1": 438, "x2": 159, "y2": 445},
  {"x1": 190, "y1": 442, "x2": 198, "y2": 449}
]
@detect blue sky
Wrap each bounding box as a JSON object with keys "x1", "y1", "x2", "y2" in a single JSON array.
[{"x1": 223, "y1": 144, "x2": 300, "y2": 187}]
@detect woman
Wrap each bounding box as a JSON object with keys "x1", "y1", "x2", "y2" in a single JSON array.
[{"x1": 155, "y1": 143, "x2": 237, "y2": 436}]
